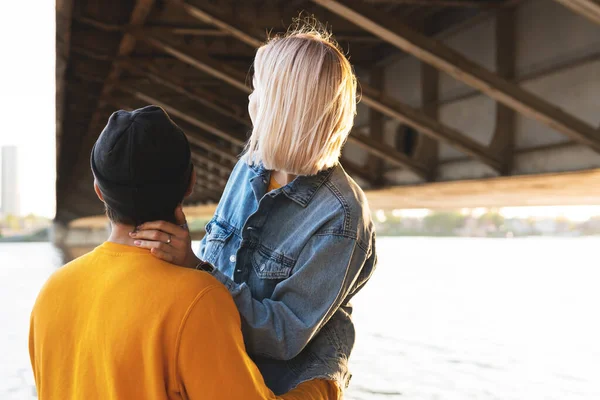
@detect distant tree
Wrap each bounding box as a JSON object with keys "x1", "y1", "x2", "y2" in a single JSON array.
[
  {"x1": 479, "y1": 211, "x2": 504, "y2": 226},
  {"x1": 478, "y1": 211, "x2": 504, "y2": 234},
  {"x1": 423, "y1": 211, "x2": 466, "y2": 234},
  {"x1": 5, "y1": 214, "x2": 20, "y2": 230}
]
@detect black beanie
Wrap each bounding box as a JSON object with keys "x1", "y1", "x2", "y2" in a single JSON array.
[{"x1": 90, "y1": 105, "x2": 192, "y2": 224}]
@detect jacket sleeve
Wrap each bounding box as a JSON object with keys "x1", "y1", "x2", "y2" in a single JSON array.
[
  {"x1": 211, "y1": 234, "x2": 373, "y2": 360},
  {"x1": 176, "y1": 285, "x2": 336, "y2": 400},
  {"x1": 196, "y1": 231, "x2": 209, "y2": 261}
]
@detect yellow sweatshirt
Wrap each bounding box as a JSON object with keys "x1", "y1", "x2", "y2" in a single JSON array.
[{"x1": 29, "y1": 241, "x2": 336, "y2": 400}]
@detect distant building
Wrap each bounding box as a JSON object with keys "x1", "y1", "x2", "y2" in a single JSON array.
[{"x1": 1, "y1": 146, "x2": 19, "y2": 217}]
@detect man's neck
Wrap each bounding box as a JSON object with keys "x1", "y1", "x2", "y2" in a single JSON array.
[{"x1": 107, "y1": 222, "x2": 138, "y2": 247}]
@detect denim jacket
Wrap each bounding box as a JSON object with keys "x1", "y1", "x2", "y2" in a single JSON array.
[{"x1": 197, "y1": 160, "x2": 377, "y2": 394}]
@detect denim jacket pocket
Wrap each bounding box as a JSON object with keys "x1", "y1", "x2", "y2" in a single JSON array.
[
  {"x1": 251, "y1": 248, "x2": 293, "y2": 280},
  {"x1": 203, "y1": 219, "x2": 234, "y2": 264}
]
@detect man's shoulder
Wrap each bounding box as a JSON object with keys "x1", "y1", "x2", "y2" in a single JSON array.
[
  {"x1": 148, "y1": 259, "x2": 233, "y2": 308},
  {"x1": 31, "y1": 250, "x2": 97, "y2": 313},
  {"x1": 42, "y1": 249, "x2": 98, "y2": 286},
  {"x1": 163, "y1": 270, "x2": 237, "y2": 334},
  {"x1": 167, "y1": 266, "x2": 226, "y2": 296},
  {"x1": 35, "y1": 249, "x2": 226, "y2": 308}
]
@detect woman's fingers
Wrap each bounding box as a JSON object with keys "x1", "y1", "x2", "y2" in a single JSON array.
[
  {"x1": 132, "y1": 210, "x2": 195, "y2": 268},
  {"x1": 134, "y1": 235, "x2": 192, "y2": 267},
  {"x1": 129, "y1": 229, "x2": 172, "y2": 244},
  {"x1": 150, "y1": 248, "x2": 175, "y2": 263},
  {"x1": 133, "y1": 239, "x2": 172, "y2": 251},
  {"x1": 136, "y1": 220, "x2": 186, "y2": 237}
]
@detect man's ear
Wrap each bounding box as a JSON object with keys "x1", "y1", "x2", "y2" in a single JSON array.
[
  {"x1": 94, "y1": 180, "x2": 105, "y2": 201},
  {"x1": 184, "y1": 167, "x2": 197, "y2": 198}
]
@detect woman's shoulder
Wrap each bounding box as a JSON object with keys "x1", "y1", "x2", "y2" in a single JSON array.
[
  {"x1": 312, "y1": 165, "x2": 374, "y2": 245},
  {"x1": 228, "y1": 159, "x2": 253, "y2": 180},
  {"x1": 223, "y1": 159, "x2": 269, "y2": 187},
  {"x1": 212, "y1": 159, "x2": 258, "y2": 220},
  {"x1": 322, "y1": 164, "x2": 371, "y2": 215}
]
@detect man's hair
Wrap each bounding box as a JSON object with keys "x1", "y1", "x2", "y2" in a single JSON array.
[
  {"x1": 105, "y1": 203, "x2": 134, "y2": 226},
  {"x1": 242, "y1": 18, "x2": 357, "y2": 176}
]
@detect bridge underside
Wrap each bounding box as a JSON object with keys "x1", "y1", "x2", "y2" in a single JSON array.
[{"x1": 55, "y1": 0, "x2": 600, "y2": 223}]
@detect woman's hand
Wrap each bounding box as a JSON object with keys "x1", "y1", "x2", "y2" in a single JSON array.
[{"x1": 130, "y1": 206, "x2": 201, "y2": 269}]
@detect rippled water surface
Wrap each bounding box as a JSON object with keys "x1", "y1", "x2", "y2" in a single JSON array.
[{"x1": 2, "y1": 238, "x2": 599, "y2": 399}]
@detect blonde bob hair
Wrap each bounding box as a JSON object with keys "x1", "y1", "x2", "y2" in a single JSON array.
[{"x1": 243, "y1": 22, "x2": 357, "y2": 176}]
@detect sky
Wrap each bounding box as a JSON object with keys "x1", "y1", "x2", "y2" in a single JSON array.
[{"x1": 0, "y1": 1, "x2": 56, "y2": 218}]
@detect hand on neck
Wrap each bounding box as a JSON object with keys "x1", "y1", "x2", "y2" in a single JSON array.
[{"x1": 107, "y1": 222, "x2": 139, "y2": 247}]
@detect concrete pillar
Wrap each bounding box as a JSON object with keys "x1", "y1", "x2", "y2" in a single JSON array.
[
  {"x1": 50, "y1": 221, "x2": 69, "y2": 248},
  {"x1": 51, "y1": 221, "x2": 110, "y2": 262}
]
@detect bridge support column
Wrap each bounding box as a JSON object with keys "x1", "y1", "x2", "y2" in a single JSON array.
[
  {"x1": 50, "y1": 221, "x2": 69, "y2": 248},
  {"x1": 51, "y1": 220, "x2": 111, "y2": 262}
]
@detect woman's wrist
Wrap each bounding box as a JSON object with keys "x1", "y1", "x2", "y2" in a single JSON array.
[{"x1": 184, "y1": 254, "x2": 202, "y2": 269}]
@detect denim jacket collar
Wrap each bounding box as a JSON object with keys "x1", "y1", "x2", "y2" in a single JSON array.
[{"x1": 248, "y1": 162, "x2": 335, "y2": 208}]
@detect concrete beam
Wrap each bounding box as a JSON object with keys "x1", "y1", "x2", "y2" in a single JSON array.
[
  {"x1": 136, "y1": 31, "x2": 431, "y2": 178},
  {"x1": 168, "y1": 0, "x2": 501, "y2": 175},
  {"x1": 191, "y1": 153, "x2": 233, "y2": 175},
  {"x1": 364, "y1": 0, "x2": 504, "y2": 7},
  {"x1": 194, "y1": 165, "x2": 229, "y2": 187},
  {"x1": 360, "y1": 86, "x2": 502, "y2": 172},
  {"x1": 81, "y1": 15, "x2": 381, "y2": 43},
  {"x1": 55, "y1": 0, "x2": 74, "y2": 152},
  {"x1": 341, "y1": 158, "x2": 378, "y2": 186},
  {"x1": 121, "y1": 61, "x2": 250, "y2": 127},
  {"x1": 366, "y1": 168, "x2": 600, "y2": 210},
  {"x1": 132, "y1": 28, "x2": 251, "y2": 94},
  {"x1": 349, "y1": 133, "x2": 429, "y2": 178},
  {"x1": 413, "y1": 63, "x2": 439, "y2": 181},
  {"x1": 194, "y1": 182, "x2": 223, "y2": 201},
  {"x1": 82, "y1": 0, "x2": 155, "y2": 154},
  {"x1": 187, "y1": 134, "x2": 240, "y2": 164},
  {"x1": 489, "y1": 7, "x2": 516, "y2": 175},
  {"x1": 173, "y1": 0, "x2": 264, "y2": 47},
  {"x1": 120, "y1": 86, "x2": 246, "y2": 147},
  {"x1": 58, "y1": 0, "x2": 155, "y2": 215},
  {"x1": 554, "y1": 0, "x2": 600, "y2": 26},
  {"x1": 311, "y1": 0, "x2": 600, "y2": 154},
  {"x1": 367, "y1": 66, "x2": 386, "y2": 186}
]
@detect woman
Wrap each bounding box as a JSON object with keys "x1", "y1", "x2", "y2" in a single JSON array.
[{"x1": 132, "y1": 22, "x2": 377, "y2": 398}]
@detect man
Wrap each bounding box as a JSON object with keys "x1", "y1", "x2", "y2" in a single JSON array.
[{"x1": 29, "y1": 106, "x2": 335, "y2": 399}]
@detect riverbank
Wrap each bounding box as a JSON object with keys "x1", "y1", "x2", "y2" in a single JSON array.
[{"x1": 0, "y1": 228, "x2": 48, "y2": 243}]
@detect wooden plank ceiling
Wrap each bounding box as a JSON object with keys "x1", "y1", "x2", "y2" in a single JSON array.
[{"x1": 55, "y1": 0, "x2": 599, "y2": 222}]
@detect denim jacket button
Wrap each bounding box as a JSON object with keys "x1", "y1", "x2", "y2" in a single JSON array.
[{"x1": 229, "y1": 255, "x2": 236, "y2": 263}]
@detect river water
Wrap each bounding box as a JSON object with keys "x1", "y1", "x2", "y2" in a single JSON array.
[{"x1": 1, "y1": 237, "x2": 599, "y2": 399}]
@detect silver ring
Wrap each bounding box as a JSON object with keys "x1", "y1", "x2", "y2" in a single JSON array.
[{"x1": 166, "y1": 234, "x2": 172, "y2": 245}]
